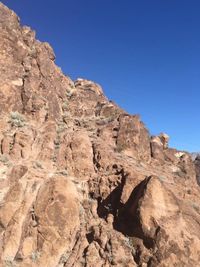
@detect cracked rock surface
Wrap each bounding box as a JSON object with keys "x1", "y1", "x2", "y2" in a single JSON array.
[{"x1": 0, "y1": 3, "x2": 200, "y2": 267}]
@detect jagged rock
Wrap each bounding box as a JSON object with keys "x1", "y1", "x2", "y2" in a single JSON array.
[
  {"x1": 194, "y1": 155, "x2": 200, "y2": 185},
  {"x1": 0, "y1": 3, "x2": 200, "y2": 267},
  {"x1": 150, "y1": 133, "x2": 169, "y2": 161},
  {"x1": 116, "y1": 114, "x2": 151, "y2": 161}
]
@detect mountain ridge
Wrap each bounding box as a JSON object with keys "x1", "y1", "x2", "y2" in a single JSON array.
[{"x1": 0, "y1": 3, "x2": 200, "y2": 267}]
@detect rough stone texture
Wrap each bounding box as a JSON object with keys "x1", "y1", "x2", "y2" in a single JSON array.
[
  {"x1": 0, "y1": 3, "x2": 200, "y2": 267},
  {"x1": 194, "y1": 155, "x2": 200, "y2": 185}
]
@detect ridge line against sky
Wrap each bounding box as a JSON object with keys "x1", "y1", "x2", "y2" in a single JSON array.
[{"x1": 1, "y1": 0, "x2": 200, "y2": 152}]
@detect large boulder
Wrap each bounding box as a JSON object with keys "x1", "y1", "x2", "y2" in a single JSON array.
[{"x1": 0, "y1": 3, "x2": 200, "y2": 267}]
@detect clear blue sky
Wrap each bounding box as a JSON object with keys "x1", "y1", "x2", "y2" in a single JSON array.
[{"x1": 2, "y1": 0, "x2": 200, "y2": 152}]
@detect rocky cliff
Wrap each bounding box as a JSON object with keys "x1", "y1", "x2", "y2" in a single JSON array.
[{"x1": 0, "y1": 3, "x2": 200, "y2": 267}]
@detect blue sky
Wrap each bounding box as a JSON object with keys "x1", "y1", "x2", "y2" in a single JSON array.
[{"x1": 2, "y1": 0, "x2": 200, "y2": 152}]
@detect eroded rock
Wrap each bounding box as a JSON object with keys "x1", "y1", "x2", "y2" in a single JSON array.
[{"x1": 0, "y1": 3, "x2": 200, "y2": 267}]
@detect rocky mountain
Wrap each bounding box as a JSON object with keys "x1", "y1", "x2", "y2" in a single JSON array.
[
  {"x1": 193, "y1": 155, "x2": 200, "y2": 186},
  {"x1": 191, "y1": 153, "x2": 200, "y2": 160},
  {"x1": 0, "y1": 3, "x2": 200, "y2": 267}
]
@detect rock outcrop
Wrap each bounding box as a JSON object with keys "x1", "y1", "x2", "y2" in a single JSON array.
[
  {"x1": 0, "y1": 3, "x2": 200, "y2": 267},
  {"x1": 194, "y1": 155, "x2": 200, "y2": 185}
]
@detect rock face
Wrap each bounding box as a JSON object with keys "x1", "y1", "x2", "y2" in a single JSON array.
[
  {"x1": 194, "y1": 155, "x2": 200, "y2": 185},
  {"x1": 0, "y1": 3, "x2": 200, "y2": 267}
]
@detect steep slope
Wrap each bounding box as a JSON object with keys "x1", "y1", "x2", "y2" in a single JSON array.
[
  {"x1": 191, "y1": 153, "x2": 199, "y2": 160},
  {"x1": 0, "y1": 3, "x2": 200, "y2": 267},
  {"x1": 193, "y1": 155, "x2": 200, "y2": 185}
]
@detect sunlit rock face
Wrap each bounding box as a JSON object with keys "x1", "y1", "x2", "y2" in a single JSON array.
[{"x1": 0, "y1": 3, "x2": 200, "y2": 267}]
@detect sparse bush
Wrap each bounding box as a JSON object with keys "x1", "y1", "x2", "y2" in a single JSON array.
[
  {"x1": 105, "y1": 116, "x2": 116, "y2": 123},
  {"x1": 59, "y1": 252, "x2": 70, "y2": 264},
  {"x1": 192, "y1": 203, "x2": 200, "y2": 213},
  {"x1": 31, "y1": 251, "x2": 40, "y2": 262},
  {"x1": 54, "y1": 137, "x2": 60, "y2": 149},
  {"x1": 79, "y1": 204, "x2": 86, "y2": 227},
  {"x1": 9, "y1": 112, "x2": 26, "y2": 127},
  {"x1": 0, "y1": 155, "x2": 11, "y2": 167},
  {"x1": 56, "y1": 122, "x2": 66, "y2": 134},
  {"x1": 4, "y1": 257, "x2": 16, "y2": 267},
  {"x1": 96, "y1": 116, "x2": 116, "y2": 126},
  {"x1": 55, "y1": 170, "x2": 68, "y2": 176},
  {"x1": 66, "y1": 91, "x2": 73, "y2": 98},
  {"x1": 68, "y1": 82, "x2": 75, "y2": 89},
  {"x1": 124, "y1": 237, "x2": 136, "y2": 255},
  {"x1": 0, "y1": 155, "x2": 9, "y2": 164},
  {"x1": 33, "y1": 161, "x2": 43, "y2": 169},
  {"x1": 158, "y1": 176, "x2": 165, "y2": 182},
  {"x1": 29, "y1": 46, "x2": 37, "y2": 58},
  {"x1": 108, "y1": 254, "x2": 114, "y2": 264},
  {"x1": 62, "y1": 101, "x2": 68, "y2": 111},
  {"x1": 115, "y1": 143, "x2": 128, "y2": 153},
  {"x1": 5, "y1": 260, "x2": 15, "y2": 267},
  {"x1": 62, "y1": 111, "x2": 70, "y2": 121},
  {"x1": 52, "y1": 155, "x2": 57, "y2": 162}
]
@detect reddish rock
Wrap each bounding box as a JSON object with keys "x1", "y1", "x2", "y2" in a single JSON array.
[{"x1": 0, "y1": 3, "x2": 200, "y2": 267}]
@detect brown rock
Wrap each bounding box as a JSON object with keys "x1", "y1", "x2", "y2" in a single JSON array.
[
  {"x1": 0, "y1": 3, "x2": 200, "y2": 267},
  {"x1": 194, "y1": 155, "x2": 200, "y2": 185}
]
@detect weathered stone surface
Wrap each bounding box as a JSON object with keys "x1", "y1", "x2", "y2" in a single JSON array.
[
  {"x1": 116, "y1": 114, "x2": 151, "y2": 161},
  {"x1": 194, "y1": 155, "x2": 200, "y2": 185},
  {"x1": 0, "y1": 3, "x2": 200, "y2": 267}
]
